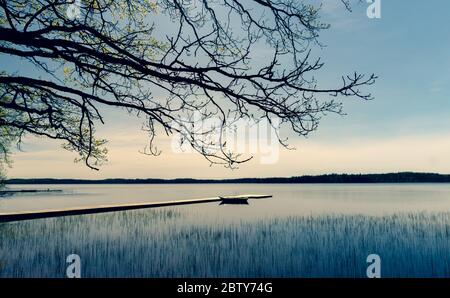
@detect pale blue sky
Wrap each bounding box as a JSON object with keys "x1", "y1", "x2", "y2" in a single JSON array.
[
  {"x1": 3, "y1": 0, "x2": 450, "y2": 178},
  {"x1": 316, "y1": 0, "x2": 450, "y2": 139}
]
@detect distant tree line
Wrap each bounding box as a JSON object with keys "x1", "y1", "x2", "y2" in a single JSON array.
[{"x1": 6, "y1": 172, "x2": 450, "y2": 184}]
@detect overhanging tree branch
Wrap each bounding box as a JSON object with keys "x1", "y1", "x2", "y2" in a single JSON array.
[{"x1": 0, "y1": 0, "x2": 376, "y2": 169}]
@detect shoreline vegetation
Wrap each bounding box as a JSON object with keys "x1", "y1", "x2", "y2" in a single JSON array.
[
  {"x1": 2, "y1": 211, "x2": 450, "y2": 277},
  {"x1": 5, "y1": 172, "x2": 450, "y2": 185}
]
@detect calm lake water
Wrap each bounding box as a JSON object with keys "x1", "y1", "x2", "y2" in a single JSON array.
[{"x1": 1, "y1": 183, "x2": 450, "y2": 277}]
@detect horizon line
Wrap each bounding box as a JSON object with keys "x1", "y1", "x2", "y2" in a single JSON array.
[{"x1": 5, "y1": 172, "x2": 450, "y2": 184}]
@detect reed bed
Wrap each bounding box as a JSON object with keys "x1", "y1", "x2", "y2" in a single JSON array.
[{"x1": 0, "y1": 209, "x2": 449, "y2": 277}]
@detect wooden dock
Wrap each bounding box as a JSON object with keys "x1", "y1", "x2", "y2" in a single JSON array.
[
  {"x1": 0, "y1": 194, "x2": 272, "y2": 223},
  {"x1": 0, "y1": 189, "x2": 63, "y2": 196}
]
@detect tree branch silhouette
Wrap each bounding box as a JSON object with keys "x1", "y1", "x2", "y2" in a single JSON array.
[{"x1": 0, "y1": 0, "x2": 376, "y2": 169}]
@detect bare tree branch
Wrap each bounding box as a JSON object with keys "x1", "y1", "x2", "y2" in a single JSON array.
[{"x1": 0, "y1": 0, "x2": 376, "y2": 169}]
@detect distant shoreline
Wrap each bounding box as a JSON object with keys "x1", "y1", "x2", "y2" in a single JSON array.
[{"x1": 6, "y1": 172, "x2": 450, "y2": 184}]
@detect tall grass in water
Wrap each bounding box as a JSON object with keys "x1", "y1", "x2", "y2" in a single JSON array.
[{"x1": 0, "y1": 209, "x2": 449, "y2": 277}]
